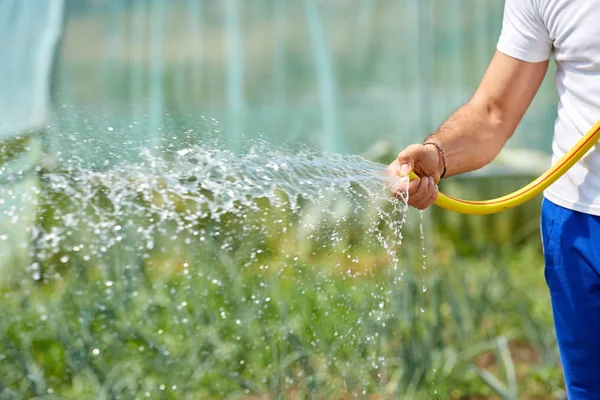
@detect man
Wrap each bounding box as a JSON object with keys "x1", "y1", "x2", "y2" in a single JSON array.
[{"x1": 388, "y1": 0, "x2": 600, "y2": 397}]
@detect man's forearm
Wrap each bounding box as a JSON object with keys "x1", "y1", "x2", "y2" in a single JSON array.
[{"x1": 425, "y1": 100, "x2": 510, "y2": 178}]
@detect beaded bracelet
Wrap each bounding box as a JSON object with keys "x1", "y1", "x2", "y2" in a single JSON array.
[{"x1": 422, "y1": 142, "x2": 447, "y2": 179}]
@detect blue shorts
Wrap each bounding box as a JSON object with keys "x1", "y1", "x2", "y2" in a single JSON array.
[{"x1": 541, "y1": 198, "x2": 600, "y2": 399}]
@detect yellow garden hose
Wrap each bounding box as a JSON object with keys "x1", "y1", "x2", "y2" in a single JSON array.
[{"x1": 409, "y1": 120, "x2": 600, "y2": 215}]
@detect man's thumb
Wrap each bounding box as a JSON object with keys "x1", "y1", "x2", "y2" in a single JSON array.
[
  {"x1": 399, "y1": 163, "x2": 411, "y2": 176},
  {"x1": 396, "y1": 145, "x2": 419, "y2": 176}
]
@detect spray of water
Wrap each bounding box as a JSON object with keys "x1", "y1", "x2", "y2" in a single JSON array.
[
  {"x1": 0, "y1": 120, "x2": 432, "y2": 398},
  {"x1": 29, "y1": 126, "x2": 410, "y2": 276}
]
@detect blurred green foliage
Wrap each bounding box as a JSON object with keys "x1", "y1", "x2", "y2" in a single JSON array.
[{"x1": 0, "y1": 172, "x2": 563, "y2": 400}]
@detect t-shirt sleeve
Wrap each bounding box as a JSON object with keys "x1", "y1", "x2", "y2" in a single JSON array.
[{"x1": 497, "y1": 0, "x2": 552, "y2": 63}]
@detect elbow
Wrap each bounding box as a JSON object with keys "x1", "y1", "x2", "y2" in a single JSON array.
[{"x1": 468, "y1": 96, "x2": 513, "y2": 144}]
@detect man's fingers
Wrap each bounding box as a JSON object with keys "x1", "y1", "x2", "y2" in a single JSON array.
[
  {"x1": 392, "y1": 176, "x2": 412, "y2": 200},
  {"x1": 410, "y1": 177, "x2": 430, "y2": 209},
  {"x1": 387, "y1": 160, "x2": 409, "y2": 196},
  {"x1": 400, "y1": 177, "x2": 438, "y2": 210},
  {"x1": 410, "y1": 177, "x2": 429, "y2": 204},
  {"x1": 394, "y1": 176, "x2": 426, "y2": 203},
  {"x1": 413, "y1": 179, "x2": 438, "y2": 210}
]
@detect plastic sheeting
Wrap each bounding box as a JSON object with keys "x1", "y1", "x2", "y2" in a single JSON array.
[
  {"x1": 2, "y1": 0, "x2": 558, "y2": 154},
  {"x1": 0, "y1": 0, "x2": 64, "y2": 139}
]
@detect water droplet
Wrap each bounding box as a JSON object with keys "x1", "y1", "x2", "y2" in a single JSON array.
[{"x1": 92, "y1": 349, "x2": 100, "y2": 355}]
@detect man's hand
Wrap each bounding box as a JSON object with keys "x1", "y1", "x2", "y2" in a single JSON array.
[{"x1": 386, "y1": 144, "x2": 441, "y2": 210}]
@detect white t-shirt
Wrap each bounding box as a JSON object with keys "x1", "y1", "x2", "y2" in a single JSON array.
[{"x1": 497, "y1": 0, "x2": 600, "y2": 216}]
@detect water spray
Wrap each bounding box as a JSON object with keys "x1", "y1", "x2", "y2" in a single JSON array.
[{"x1": 409, "y1": 120, "x2": 600, "y2": 215}]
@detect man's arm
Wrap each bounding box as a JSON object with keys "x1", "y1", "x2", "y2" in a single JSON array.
[
  {"x1": 426, "y1": 50, "x2": 549, "y2": 176},
  {"x1": 388, "y1": 50, "x2": 549, "y2": 209}
]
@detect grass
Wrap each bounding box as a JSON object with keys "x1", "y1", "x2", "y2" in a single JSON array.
[{"x1": 0, "y1": 173, "x2": 564, "y2": 399}]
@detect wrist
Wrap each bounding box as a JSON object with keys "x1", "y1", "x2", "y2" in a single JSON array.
[{"x1": 422, "y1": 141, "x2": 447, "y2": 180}]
